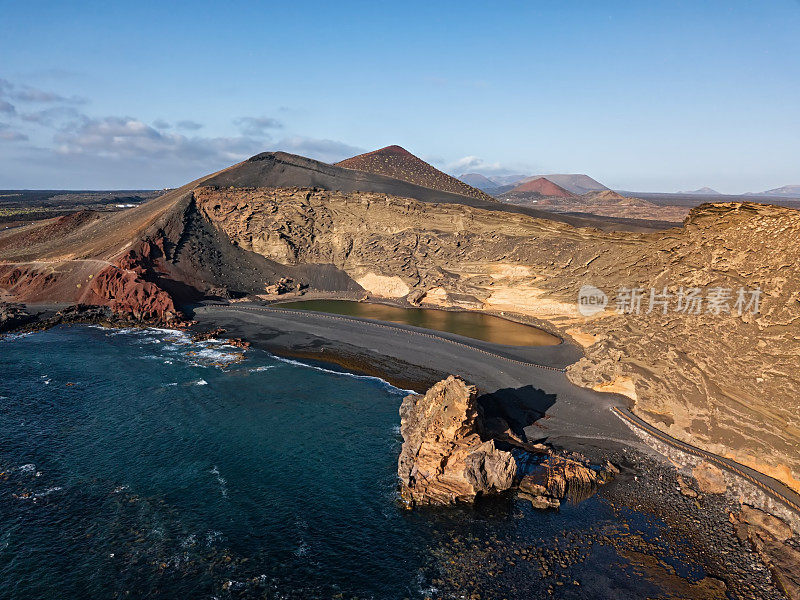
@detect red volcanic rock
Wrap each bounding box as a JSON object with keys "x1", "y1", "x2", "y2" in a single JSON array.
[
  {"x1": 510, "y1": 177, "x2": 574, "y2": 198},
  {"x1": 87, "y1": 263, "x2": 178, "y2": 323},
  {"x1": 83, "y1": 240, "x2": 181, "y2": 324}
]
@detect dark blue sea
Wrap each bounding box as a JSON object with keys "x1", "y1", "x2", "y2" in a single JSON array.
[{"x1": 0, "y1": 326, "x2": 721, "y2": 599}]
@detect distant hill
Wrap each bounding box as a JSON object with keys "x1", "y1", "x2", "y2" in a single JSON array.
[
  {"x1": 583, "y1": 189, "x2": 627, "y2": 202},
  {"x1": 457, "y1": 173, "x2": 499, "y2": 192},
  {"x1": 336, "y1": 145, "x2": 496, "y2": 203},
  {"x1": 488, "y1": 174, "x2": 528, "y2": 187},
  {"x1": 679, "y1": 187, "x2": 721, "y2": 195},
  {"x1": 524, "y1": 174, "x2": 608, "y2": 195},
  {"x1": 747, "y1": 185, "x2": 800, "y2": 198},
  {"x1": 506, "y1": 177, "x2": 575, "y2": 198}
]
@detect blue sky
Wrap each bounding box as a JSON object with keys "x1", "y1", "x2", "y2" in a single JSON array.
[{"x1": 0, "y1": 0, "x2": 798, "y2": 192}]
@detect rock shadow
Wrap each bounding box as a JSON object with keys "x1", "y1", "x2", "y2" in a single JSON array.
[{"x1": 478, "y1": 385, "x2": 556, "y2": 443}]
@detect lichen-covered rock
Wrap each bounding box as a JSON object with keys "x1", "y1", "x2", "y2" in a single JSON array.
[{"x1": 398, "y1": 375, "x2": 516, "y2": 505}]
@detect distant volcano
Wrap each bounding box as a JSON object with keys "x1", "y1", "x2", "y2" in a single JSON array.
[
  {"x1": 746, "y1": 185, "x2": 800, "y2": 198},
  {"x1": 507, "y1": 177, "x2": 575, "y2": 198},
  {"x1": 457, "y1": 173, "x2": 500, "y2": 192},
  {"x1": 336, "y1": 145, "x2": 495, "y2": 203},
  {"x1": 524, "y1": 174, "x2": 608, "y2": 195},
  {"x1": 680, "y1": 187, "x2": 721, "y2": 195}
]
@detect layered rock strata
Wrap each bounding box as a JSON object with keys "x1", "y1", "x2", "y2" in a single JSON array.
[
  {"x1": 195, "y1": 187, "x2": 800, "y2": 493},
  {"x1": 398, "y1": 376, "x2": 516, "y2": 505}
]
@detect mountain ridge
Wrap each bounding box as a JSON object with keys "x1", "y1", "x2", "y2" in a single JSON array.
[{"x1": 336, "y1": 145, "x2": 496, "y2": 203}]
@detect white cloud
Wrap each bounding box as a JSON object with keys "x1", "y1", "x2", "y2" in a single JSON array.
[
  {"x1": 0, "y1": 78, "x2": 85, "y2": 104},
  {"x1": 52, "y1": 116, "x2": 265, "y2": 165},
  {"x1": 444, "y1": 155, "x2": 525, "y2": 178},
  {"x1": 234, "y1": 116, "x2": 283, "y2": 136},
  {"x1": 20, "y1": 106, "x2": 84, "y2": 126}
]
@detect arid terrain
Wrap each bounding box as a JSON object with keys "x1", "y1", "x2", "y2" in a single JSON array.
[
  {"x1": 501, "y1": 189, "x2": 690, "y2": 222},
  {"x1": 0, "y1": 189, "x2": 160, "y2": 229},
  {"x1": 1, "y1": 147, "x2": 799, "y2": 499}
]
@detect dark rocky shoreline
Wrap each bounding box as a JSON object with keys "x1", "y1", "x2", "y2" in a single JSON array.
[{"x1": 3, "y1": 301, "x2": 797, "y2": 599}]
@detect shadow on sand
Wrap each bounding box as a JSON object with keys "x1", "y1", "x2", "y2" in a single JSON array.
[{"x1": 478, "y1": 385, "x2": 557, "y2": 443}]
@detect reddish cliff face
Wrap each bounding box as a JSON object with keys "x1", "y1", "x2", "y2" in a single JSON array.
[
  {"x1": 83, "y1": 242, "x2": 180, "y2": 323},
  {"x1": 509, "y1": 177, "x2": 574, "y2": 197},
  {"x1": 0, "y1": 238, "x2": 181, "y2": 324}
]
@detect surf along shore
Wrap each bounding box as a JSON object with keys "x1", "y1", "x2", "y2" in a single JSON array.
[{"x1": 6, "y1": 298, "x2": 800, "y2": 596}]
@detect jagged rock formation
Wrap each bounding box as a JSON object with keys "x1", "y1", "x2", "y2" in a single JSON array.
[
  {"x1": 517, "y1": 455, "x2": 618, "y2": 509},
  {"x1": 397, "y1": 376, "x2": 516, "y2": 505},
  {"x1": 336, "y1": 145, "x2": 496, "y2": 203}
]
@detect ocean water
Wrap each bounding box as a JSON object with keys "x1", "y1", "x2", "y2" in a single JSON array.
[{"x1": 0, "y1": 326, "x2": 717, "y2": 599}]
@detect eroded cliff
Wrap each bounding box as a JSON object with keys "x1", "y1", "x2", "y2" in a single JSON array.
[{"x1": 194, "y1": 186, "x2": 800, "y2": 492}]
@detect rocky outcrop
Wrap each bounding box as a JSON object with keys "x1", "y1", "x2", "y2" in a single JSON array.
[
  {"x1": 83, "y1": 242, "x2": 180, "y2": 323},
  {"x1": 0, "y1": 302, "x2": 35, "y2": 332},
  {"x1": 517, "y1": 455, "x2": 618, "y2": 510},
  {"x1": 692, "y1": 461, "x2": 727, "y2": 494},
  {"x1": 734, "y1": 506, "x2": 800, "y2": 599},
  {"x1": 398, "y1": 376, "x2": 516, "y2": 505}
]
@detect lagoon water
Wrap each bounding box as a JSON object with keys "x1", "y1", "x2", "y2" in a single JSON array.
[
  {"x1": 275, "y1": 299, "x2": 561, "y2": 346},
  {"x1": 0, "y1": 326, "x2": 712, "y2": 599}
]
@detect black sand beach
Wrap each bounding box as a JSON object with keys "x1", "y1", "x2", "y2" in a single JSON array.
[{"x1": 190, "y1": 302, "x2": 638, "y2": 454}]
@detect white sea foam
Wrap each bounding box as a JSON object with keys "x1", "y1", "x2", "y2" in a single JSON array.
[
  {"x1": 33, "y1": 486, "x2": 62, "y2": 499},
  {"x1": 209, "y1": 466, "x2": 228, "y2": 498},
  {"x1": 205, "y1": 530, "x2": 224, "y2": 546},
  {"x1": 271, "y1": 355, "x2": 414, "y2": 393},
  {"x1": 18, "y1": 464, "x2": 36, "y2": 475},
  {"x1": 248, "y1": 365, "x2": 277, "y2": 373},
  {"x1": 194, "y1": 380, "x2": 208, "y2": 386},
  {"x1": 102, "y1": 326, "x2": 245, "y2": 369},
  {"x1": 0, "y1": 331, "x2": 33, "y2": 341}
]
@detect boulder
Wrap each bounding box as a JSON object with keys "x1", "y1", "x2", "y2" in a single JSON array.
[
  {"x1": 740, "y1": 505, "x2": 793, "y2": 542},
  {"x1": 518, "y1": 474, "x2": 561, "y2": 510},
  {"x1": 398, "y1": 376, "x2": 516, "y2": 505},
  {"x1": 692, "y1": 461, "x2": 727, "y2": 494}
]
